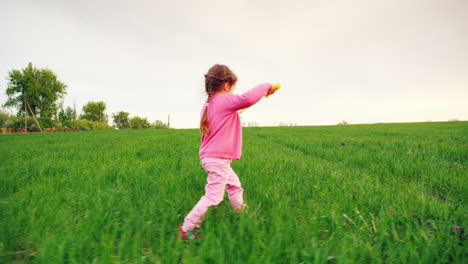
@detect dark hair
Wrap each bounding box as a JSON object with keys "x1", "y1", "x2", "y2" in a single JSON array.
[{"x1": 200, "y1": 64, "x2": 238, "y2": 136}]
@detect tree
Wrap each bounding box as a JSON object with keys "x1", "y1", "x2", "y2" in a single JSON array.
[
  {"x1": 3, "y1": 62, "x2": 67, "y2": 119},
  {"x1": 58, "y1": 106, "x2": 75, "y2": 122},
  {"x1": 80, "y1": 101, "x2": 108, "y2": 123},
  {"x1": 152, "y1": 120, "x2": 169, "y2": 129},
  {"x1": 112, "y1": 111, "x2": 130, "y2": 129},
  {"x1": 129, "y1": 116, "x2": 150, "y2": 129}
]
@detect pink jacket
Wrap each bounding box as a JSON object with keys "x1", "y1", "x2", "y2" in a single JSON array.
[{"x1": 199, "y1": 83, "x2": 272, "y2": 160}]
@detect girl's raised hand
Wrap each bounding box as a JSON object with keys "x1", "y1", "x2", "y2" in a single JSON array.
[{"x1": 266, "y1": 83, "x2": 281, "y2": 98}]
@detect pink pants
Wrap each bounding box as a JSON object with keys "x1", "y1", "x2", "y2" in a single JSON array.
[{"x1": 183, "y1": 158, "x2": 244, "y2": 230}]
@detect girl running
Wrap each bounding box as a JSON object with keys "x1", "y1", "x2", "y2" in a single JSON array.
[{"x1": 179, "y1": 64, "x2": 278, "y2": 240}]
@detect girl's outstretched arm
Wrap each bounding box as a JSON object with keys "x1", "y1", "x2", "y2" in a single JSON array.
[{"x1": 225, "y1": 83, "x2": 272, "y2": 112}]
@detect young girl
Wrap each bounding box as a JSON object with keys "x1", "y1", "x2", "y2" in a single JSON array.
[{"x1": 179, "y1": 64, "x2": 278, "y2": 240}]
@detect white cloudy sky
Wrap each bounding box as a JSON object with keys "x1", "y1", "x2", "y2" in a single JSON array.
[{"x1": 1, "y1": 0, "x2": 467, "y2": 128}]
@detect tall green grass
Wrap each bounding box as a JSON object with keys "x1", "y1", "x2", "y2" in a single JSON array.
[{"x1": 0, "y1": 122, "x2": 466, "y2": 263}]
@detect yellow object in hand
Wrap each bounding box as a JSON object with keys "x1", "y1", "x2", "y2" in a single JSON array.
[{"x1": 266, "y1": 83, "x2": 281, "y2": 98}]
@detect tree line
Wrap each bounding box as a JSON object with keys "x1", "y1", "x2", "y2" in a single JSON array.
[{"x1": 1, "y1": 63, "x2": 169, "y2": 132}]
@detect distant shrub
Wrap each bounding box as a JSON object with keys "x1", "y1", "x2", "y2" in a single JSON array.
[
  {"x1": 338, "y1": 120, "x2": 349, "y2": 125},
  {"x1": 152, "y1": 120, "x2": 169, "y2": 129},
  {"x1": 54, "y1": 122, "x2": 65, "y2": 132},
  {"x1": 245, "y1": 121, "x2": 259, "y2": 127},
  {"x1": 4, "y1": 119, "x2": 14, "y2": 129},
  {"x1": 11, "y1": 117, "x2": 36, "y2": 131},
  {"x1": 38, "y1": 117, "x2": 54, "y2": 129},
  {"x1": 1, "y1": 113, "x2": 55, "y2": 131},
  {"x1": 63, "y1": 120, "x2": 114, "y2": 130},
  {"x1": 278, "y1": 122, "x2": 297, "y2": 127},
  {"x1": 0, "y1": 110, "x2": 9, "y2": 128},
  {"x1": 129, "y1": 117, "x2": 151, "y2": 129}
]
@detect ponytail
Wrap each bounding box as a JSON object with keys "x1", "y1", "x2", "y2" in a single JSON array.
[
  {"x1": 200, "y1": 105, "x2": 209, "y2": 136},
  {"x1": 200, "y1": 87, "x2": 212, "y2": 136}
]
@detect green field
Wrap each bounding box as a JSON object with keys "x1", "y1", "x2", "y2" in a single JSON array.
[{"x1": 0, "y1": 122, "x2": 466, "y2": 263}]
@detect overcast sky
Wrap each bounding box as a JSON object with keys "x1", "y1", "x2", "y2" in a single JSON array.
[{"x1": 1, "y1": 0, "x2": 467, "y2": 128}]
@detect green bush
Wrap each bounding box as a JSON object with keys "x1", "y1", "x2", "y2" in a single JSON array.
[
  {"x1": 38, "y1": 117, "x2": 55, "y2": 129},
  {"x1": 0, "y1": 114, "x2": 114, "y2": 132},
  {"x1": 53, "y1": 122, "x2": 65, "y2": 132},
  {"x1": 11, "y1": 117, "x2": 36, "y2": 131},
  {"x1": 129, "y1": 116, "x2": 150, "y2": 129},
  {"x1": 10, "y1": 117, "x2": 54, "y2": 132},
  {"x1": 0, "y1": 111, "x2": 10, "y2": 127},
  {"x1": 3, "y1": 119, "x2": 14, "y2": 129},
  {"x1": 152, "y1": 120, "x2": 169, "y2": 129},
  {"x1": 63, "y1": 120, "x2": 114, "y2": 131}
]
